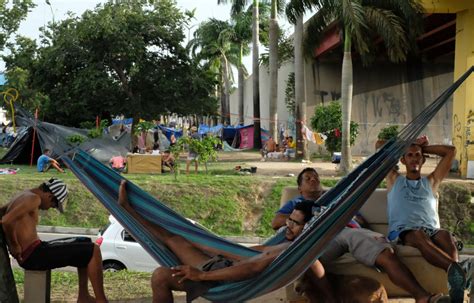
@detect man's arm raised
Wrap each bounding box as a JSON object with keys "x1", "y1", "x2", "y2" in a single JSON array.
[{"x1": 424, "y1": 145, "x2": 456, "y2": 191}]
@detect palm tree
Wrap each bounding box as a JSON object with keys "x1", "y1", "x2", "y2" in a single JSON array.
[
  {"x1": 268, "y1": 0, "x2": 285, "y2": 142},
  {"x1": 287, "y1": 0, "x2": 424, "y2": 173},
  {"x1": 219, "y1": 0, "x2": 263, "y2": 148},
  {"x1": 188, "y1": 19, "x2": 239, "y2": 125},
  {"x1": 229, "y1": 10, "x2": 252, "y2": 125},
  {"x1": 294, "y1": 14, "x2": 307, "y2": 160}
]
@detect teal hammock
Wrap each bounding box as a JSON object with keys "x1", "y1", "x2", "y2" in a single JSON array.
[{"x1": 62, "y1": 66, "x2": 473, "y2": 302}]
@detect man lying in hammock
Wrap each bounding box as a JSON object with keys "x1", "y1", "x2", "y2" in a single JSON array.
[{"x1": 118, "y1": 180, "x2": 327, "y2": 303}]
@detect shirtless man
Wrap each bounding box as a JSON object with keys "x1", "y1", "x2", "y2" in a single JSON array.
[
  {"x1": 386, "y1": 136, "x2": 472, "y2": 302},
  {"x1": 0, "y1": 178, "x2": 108, "y2": 303},
  {"x1": 118, "y1": 180, "x2": 329, "y2": 303}
]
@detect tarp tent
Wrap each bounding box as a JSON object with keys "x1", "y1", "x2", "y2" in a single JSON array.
[
  {"x1": 158, "y1": 125, "x2": 182, "y2": 141},
  {"x1": 0, "y1": 106, "x2": 130, "y2": 165},
  {"x1": 232, "y1": 124, "x2": 269, "y2": 149}
]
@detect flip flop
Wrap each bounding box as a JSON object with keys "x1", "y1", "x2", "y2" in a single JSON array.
[{"x1": 448, "y1": 262, "x2": 466, "y2": 303}]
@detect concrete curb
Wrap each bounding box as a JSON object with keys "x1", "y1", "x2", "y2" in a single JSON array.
[
  {"x1": 37, "y1": 225, "x2": 265, "y2": 243},
  {"x1": 37, "y1": 225, "x2": 100, "y2": 235}
]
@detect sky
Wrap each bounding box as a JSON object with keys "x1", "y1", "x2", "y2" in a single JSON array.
[
  {"x1": 17, "y1": 0, "x2": 235, "y2": 40},
  {"x1": 0, "y1": 0, "x2": 235, "y2": 70},
  {"x1": 4, "y1": 0, "x2": 293, "y2": 71}
]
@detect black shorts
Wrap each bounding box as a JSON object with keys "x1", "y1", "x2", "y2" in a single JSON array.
[
  {"x1": 185, "y1": 255, "x2": 234, "y2": 302},
  {"x1": 20, "y1": 237, "x2": 94, "y2": 271}
]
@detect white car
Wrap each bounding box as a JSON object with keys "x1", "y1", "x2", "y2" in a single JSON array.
[
  {"x1": 96, "y1": 216, "x2": 205, "y2": 272},
  {"x1": 96, "y1": 216, "x2": 159, "y2": 272}
]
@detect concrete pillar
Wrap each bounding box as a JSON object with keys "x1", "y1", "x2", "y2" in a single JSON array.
[
  {"x1": 24, "y1": 270, "x2": 51, "y2": 303},
  {"x1": 452, "y1": 9, "x2": 474, "y2": 178}
]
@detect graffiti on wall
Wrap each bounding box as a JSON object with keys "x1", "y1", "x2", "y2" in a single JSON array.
[
  {"x1": 353, "y1": 83, "x2": 452, "y2": 155},
  {"x1": 467, "y1": 110, "x2": 474, "y2": 145},
  {"x1": 355, "y1": 91, "x2": 406, "y2": 154}
]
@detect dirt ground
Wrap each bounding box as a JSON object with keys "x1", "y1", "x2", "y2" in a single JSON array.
[{"x1": 217, "y1": 151, "x2": 471, "y2": 184}]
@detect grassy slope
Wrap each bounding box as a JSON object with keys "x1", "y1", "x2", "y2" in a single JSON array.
[{"x1": 0, "y1": 162, "x2": 299, "y2": 237}]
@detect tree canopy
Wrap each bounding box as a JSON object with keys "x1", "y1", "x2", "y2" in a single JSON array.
[
  {"x1": 3, "y1": 0, "x2": 218, "y2": 126},
  {"x1": 0, "y1": 0, "x2": 35, "y2": 51}
]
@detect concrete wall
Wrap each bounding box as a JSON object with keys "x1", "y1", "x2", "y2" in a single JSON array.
[
  {"x1": 310, "y1": 59, "x2": 454, "y2": 155},
  {"x1": 230, "y1": 54, "x2": 455, "y2": 156},
  {"x1": 230, "y1": 62, "x2": 294, "y2": 134}
]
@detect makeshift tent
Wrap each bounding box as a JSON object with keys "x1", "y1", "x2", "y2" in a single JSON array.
[
  {"x1": 158, "y1": 125, "x2": 183, "y2": 141},
  {"x1": 198, "y1": 124, "x2": 223, "y2": 137},
  {"x1": 232, "y1": 124, "x2": 269, "y2": 149},
  {"x1": 196, "y1": 124, "x2": 237, "y2": 146},
  {"x1": 196, "y1": 124, "x2": 270, "y2": 149},
  {"x1": 0, "y1": 106, "x2": 130, "y2": 165}
]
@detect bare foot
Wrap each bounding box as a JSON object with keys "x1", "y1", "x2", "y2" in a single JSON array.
[{"x1": 118, "y1": 180, "x2": 131, "y2": 209}]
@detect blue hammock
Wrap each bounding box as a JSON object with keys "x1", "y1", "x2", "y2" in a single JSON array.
[{"x1": 62, "y1": 66, "x2": 473, "y2": 302}]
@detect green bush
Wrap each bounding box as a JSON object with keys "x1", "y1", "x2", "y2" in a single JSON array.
[
  {"x1": 66, "y1": 134, "x2": 87, "y2": 145},
  {"x1": 310, "y1": 101, "x2": 359, "y2": 153},
  {"x1": 438, "y1": 183, "x2": 473, "y2": 244},
  {"x1": 133, "y1": 120, "x2": 155, "y2": 135},
  {"x1": 79, "y1": 121, "x2": 95, "y2": 129},
  {"x1": 377, "y1": 125, "x2": 399, "y2": 140}
]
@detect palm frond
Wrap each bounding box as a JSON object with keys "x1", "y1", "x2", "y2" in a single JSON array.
[
  {"x1": 341, "y1": 0, "x2": 371, "y2": 54},
  {"x1": 286, "y1": 0, "x2": 317, "y2": 24},
  {"x1": 364, "y1": 6, "x2": 409, "y2": 62},
  {"x1": 277, "y1": 0, "x2": 286, "y2": 16}
]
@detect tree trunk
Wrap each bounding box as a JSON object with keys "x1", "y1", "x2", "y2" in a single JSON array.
[
  {"x1": 269, "y1": 0, "x2": 279, "y2": 143},
  {"x1": 294, "y1": 15, "x2": 307, "y2": 159},
  {"x1": 220, "y1": 70, "x2": 226, "y2": 124},
  {"x1": 0, "y1": 209, "x2": 19, "y2": 303},
  {"x1": 238, "y1": 44, "x2": 245, "y2": 125},
  {"x1": 340, "y1": 27, "x2": 353, "y2": 174},
  {"x1": 252, "y1": 0, "x2": 262, "y2": 149},
  {"x1": 222, "y1": 56, "x2": 231, "y2": 125}
]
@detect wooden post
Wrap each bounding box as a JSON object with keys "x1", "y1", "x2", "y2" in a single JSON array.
[{"x1": 0, "y1": 209, "x2": 19, "y2": 303}]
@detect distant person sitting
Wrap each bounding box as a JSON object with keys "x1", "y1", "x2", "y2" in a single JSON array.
[
  {"x1": 261, "y1": 137, "x2": 277, "y2": 161},
  {"x1": 161, "y1": 150, "x2": 175, "y2": 173},
  {"x1": 109, "y1": 155, "x2": 126, "y2": 173},
  {"x1": 283, "y1": 136, "x2": 296, "y2": 160},
  {"x1": 37, "y1": 149, "x2": 65, "y2": 173}
]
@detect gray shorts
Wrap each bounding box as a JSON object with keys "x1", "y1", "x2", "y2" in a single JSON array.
[
  {"x1": 320, "y1": 227, "x2": 392, "y2": 267},
  {"x1": 187, "y1": 152, "x2": 198, "y2": 161}
]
